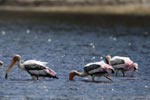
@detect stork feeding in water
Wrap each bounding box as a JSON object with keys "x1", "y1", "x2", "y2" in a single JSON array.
[
  {"x1": 5, "y1": 54, "x2": 58, "y2": 80},
  {"x1": 69, "y1": 61, "x2": 115, "y2": 81},
  {"x1": 105, "y1": 55, "x2": 138, "y2": 77}
]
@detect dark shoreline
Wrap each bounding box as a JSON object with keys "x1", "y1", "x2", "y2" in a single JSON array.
[{"x1": 1, "y1": 10, "x2": 150, "y2": 27}]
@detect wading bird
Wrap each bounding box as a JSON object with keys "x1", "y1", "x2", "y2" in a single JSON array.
[
  {"x1": 0, "y1": 60, "x2": 3, "y2": 67},
  {"x1": 5, "y1": 54, "x2": 58, "y2": 80},
  {"x1": 105, "y1": 55, "x2": 138, "y2": 77},
  {"x1": 69, "y1": 61, "x2": 115, "y2": 81}
]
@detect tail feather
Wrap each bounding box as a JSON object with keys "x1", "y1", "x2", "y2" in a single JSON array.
[{"x1": 53, "y1": 76, "x2": 59, "y2": 79}]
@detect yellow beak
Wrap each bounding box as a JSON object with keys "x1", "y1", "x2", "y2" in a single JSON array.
[{"x1": 5, "y1": 59, "x2": 16, "y2": 79}]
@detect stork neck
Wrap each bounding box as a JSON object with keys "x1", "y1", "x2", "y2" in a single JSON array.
[
  {"x1": 17, "y1": 59, "x2": 23, "y2": 69},
  {"x1": 105, "y1": 56, "x2": 111, "y2": 65},
  {"x1": 76, "y1": 71, "x2": 88, "y2": 77}
]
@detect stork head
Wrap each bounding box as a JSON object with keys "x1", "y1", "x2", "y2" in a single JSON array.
[
  {"x1": 13, "y1": 54, "x2": 21, "y2": 61},
  {"x1": 105, "y1": 54, "x2": 111, "y2": 65},
  {"x1": 69, "y1": 70, "x2": 78, "y2": 80},
  {"x1": 4, "y1": 54, "x2": 21, "y2": 79}
]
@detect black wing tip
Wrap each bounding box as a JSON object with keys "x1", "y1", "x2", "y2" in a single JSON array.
[
  {"x1": 53, "y1": 76, "x2": 59, "y2": 79},
  {"x1": 111, "y1": 70, "x2": 115, "y2": 74}
]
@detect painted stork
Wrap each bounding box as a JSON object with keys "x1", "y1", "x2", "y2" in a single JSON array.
[
  {"x1": 5, "y1": 54, "x2": 58, "y2": 80},
  {"x1": 69, "y1": 61, "x2": 115, "y2": 81},
  {"x1": 105, "y1": 55, "x2": 138, "y2": 77},
  {"x1": 0, "y1": 60, "x2": 3, "y2": 67}
]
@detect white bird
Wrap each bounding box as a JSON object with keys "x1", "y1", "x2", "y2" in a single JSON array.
[
  {"x1": 69, "y1": 61, "x2": 115, "y2": 81},
  {"x1": 105, "y1": 55, "x2": 138, "y2": 77},
  {"x1": 5, "y1": 54, "x2": 58, "y2": 80}
]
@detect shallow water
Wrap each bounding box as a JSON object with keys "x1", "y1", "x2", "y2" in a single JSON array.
[{"x1": 0, "y1": 12, "x2": 150, "y2": 100}]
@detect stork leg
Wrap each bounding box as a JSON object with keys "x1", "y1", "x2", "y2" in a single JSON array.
[
  {"x1": 131, "y1": 69, "x2": 135, "y2": 77},
  {"x1": 104, "y1": 74, "x2": 112, "y2": 81},
  {"x1": 115, "y1": 70, "x2": 119, "y2": 76},
  {"x1": 91, "y1": 75, "x2": 95, "y2": 82},
  {"x1": 121, "y1": 70, "x2": 125, "y2": 77},
  {"x1": 31, "y1": 75, "x2": 38, "y2": 80}
]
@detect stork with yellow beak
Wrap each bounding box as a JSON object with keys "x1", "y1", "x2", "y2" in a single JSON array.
[
  {"x1": 105, "y1": 55, "x2": 138, "y2": 77},
  {"x1": 69, "y1": 61, "x2": 115, "y2": 81},
  {"x1": 5, "y1": 54, "x2": 58, "y2": 80}
]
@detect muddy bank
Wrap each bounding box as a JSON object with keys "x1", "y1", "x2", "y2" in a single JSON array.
[
  {"x1": 1, "y1": 11, "x2": 150, "y2": 28},
  {"x1": 1, "y1": 0, "x2": 150, "y2": 6}
]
